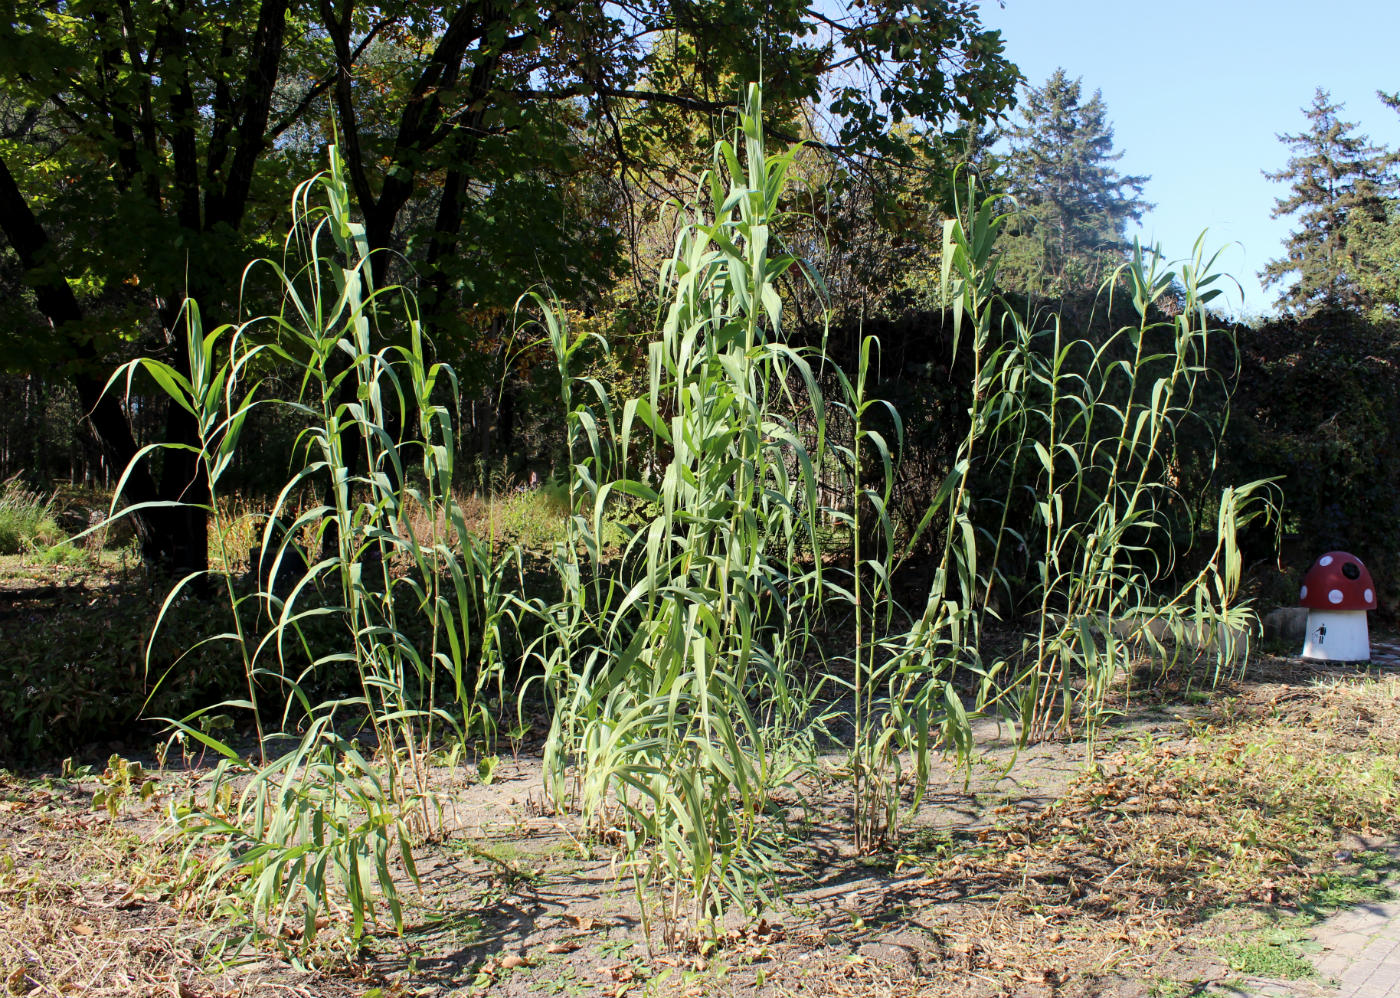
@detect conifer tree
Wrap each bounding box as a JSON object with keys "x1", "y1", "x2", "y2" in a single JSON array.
[
  {"x1": 1338, "y1": 88, "x2": 1400, "y2": 318},
  {"x1": 997, "y1": 68, "x2": 1149, "y2": 295},
  {"x1": 1262, "y1": 88, "x2": 1396, "y2": 315}
]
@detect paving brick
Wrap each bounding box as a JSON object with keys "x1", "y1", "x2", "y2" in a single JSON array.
[
  {"x1": 1339, "y1": 959, "x2": 1385, "y2": 989},
  {"x1": 1324, "y1": 929, "x2": 1374, "y2": 955},
  {"x1": 1353, "y1": 966, "x2": 1400, "y2": 997},
  {"x1": 1362, "y1": 935, "x2": 1400, "y2": 962},
  {"x1": 1314, "y1": 954, "x2": 1348, "y2": 976}
]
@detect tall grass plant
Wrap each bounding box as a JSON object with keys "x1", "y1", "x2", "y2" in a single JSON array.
[
  {"x1": 523, "y1": 87, "x2": 832, "y2": 938},
  {"x1": 88, "y1": 89, "x2": 1275, "y2": 956},
  {"x1": 96, "y1": 145, "x2": 517, "y2": 949},
  {"x1": 931, "y1": 180, "x2": 1278, "y2": 742}
]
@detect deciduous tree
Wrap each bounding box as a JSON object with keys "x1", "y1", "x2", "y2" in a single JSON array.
[{"x1": 0, "y1": 0, "x2": 1021, "y2": 572}]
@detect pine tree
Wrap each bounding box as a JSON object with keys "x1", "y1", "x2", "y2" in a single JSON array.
[
  {"x1": 1261, "y1": 88, "x2": 1396, "y2": 315},
  {"x1": 1340, "y1": 88, "x2": 1400, "y2": 318},
  {"x1": 997, "y1": 68, "x2": 1150, "y2": 295}
]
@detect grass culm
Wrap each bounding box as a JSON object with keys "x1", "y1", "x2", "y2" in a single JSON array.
[{"x1": 91, "y1": 86, "x2": 1278, "y2": 957}]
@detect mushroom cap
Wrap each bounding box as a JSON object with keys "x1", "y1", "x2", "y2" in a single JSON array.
[{"x1": 1299, "y1": 551, "x2": 1376, "y2": 611}]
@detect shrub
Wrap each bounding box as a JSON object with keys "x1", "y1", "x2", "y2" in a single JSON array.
[{"x1": 1225, "y1": 309, "x2": 1400, "y2": 609}]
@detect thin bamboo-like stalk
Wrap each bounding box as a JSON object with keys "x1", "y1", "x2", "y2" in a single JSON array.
[{"x1": 96, "y1": 143, "x2": 513, "y2": 950}]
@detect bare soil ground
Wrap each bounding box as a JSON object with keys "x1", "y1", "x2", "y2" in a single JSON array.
[{"x1": 3, "y1": 644, "x2": 1399, "y2": 998}]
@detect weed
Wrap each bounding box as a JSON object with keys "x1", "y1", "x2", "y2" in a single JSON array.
[
  {"x1": 478, "y1": 484, "x2": 572, "y2": 549},
  {"x1": 31, "y1": 541, "x2": 91, "y2": 566},
  {"x1": 419, "y1": 909, "x2": 485, "y2": 947},
  {"x1": 91, "y1": 754, "x2": 159, "y2": 818},
  {"x1": 1145, "y1": 977, "x2": 1192, "y2": 997},
  {"x1": 1358, "y1": 849, "x2": 1400, "y2": 873},
  {"x1": 41, "y1": 758, "x2": 95, "y2": 788},
  {"x1": 1301, "y1": 858, "x2": 1396, "y2": 915},
  {"x1": 1214, "y1": 923, "x2": 1316, "y2": 979},
  {"x1": 539, "y1": 964, "x2": 585, "y2": 995},
  {"x1": 451, "y1": 838, "x2": 545, "y2": 887},
  {"x1": 593, "y1": 938, "x2": 634, "y2": 961}
]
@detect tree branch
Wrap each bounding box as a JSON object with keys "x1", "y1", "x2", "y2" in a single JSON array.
[
  {"x1": 266, "y1": 19, "x2": 391, "y2": 141},
  {"x1": 208, "y1": 0, "x2": 290, "y2": 230}
]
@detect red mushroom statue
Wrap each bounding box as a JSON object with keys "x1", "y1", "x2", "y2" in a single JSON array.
[{"x1": 1299, "y1": 551, "x2": 1376, "y2": 662}]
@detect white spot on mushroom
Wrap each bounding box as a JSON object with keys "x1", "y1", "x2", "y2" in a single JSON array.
[
  {"x1": 1365, "y1": 588, "x2": 1374, "y2": 603},
  {"x1": 1300, "y1": 585, "x2": 1309, "y2": 600},
  {"x1": 1329, "y1": 588, "x2": 1344, "y2": 604},
  {"x1": 1320, "y1": 555, "x2": 1334, "y2": 566}
]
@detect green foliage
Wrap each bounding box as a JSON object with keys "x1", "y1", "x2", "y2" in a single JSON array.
[
  {"x1": 1343, "y1": 198, "x2": 1400, "y2": 319},
  {"x1": 0, "y1": 583, "x2": 248, "y2": 760},
  {"x1": 1262, "y1": 88, "x2": 1397, "y2": 316},
  {"x1": 1214, "y1": 923, "x2": 1317, "y2": 980},
  {"x1": 786, "y1": 143, "x2": 951, "y2": 325},
  {"x1": 524, "y1": 91, "x2": 1267, "y2": 927},
  {"x1": 59, "y1": 87, "x2": 1272, "y2": 961},
  {"x1": 1225, "y1": 310, "x2": 1400, "y2": 591},
  {"x1": 0, "y1": 1, "x2": 304, "y2": 328},
  {"x1": 0, "y1": 478, "x2": 60, "y2": 554},
  {"x1": 933, "y1": 181, "x2": 1275, "y2": 738},
  {"x1": 29, "y1": 541, "x2": 92, "y2": 566},
  {"x1": 91, "y1": 753, "x2": 158, "y2": 817},
  {"x1": 471, "y1": 485, "x2": 573, "y2": 550},
  {"x1": 1350, "y1": 88, "x2": 1400, "y2": 317},
  {"x1": 996, "y1": 68, "x2": 1150, "y2": 296},
  {"x1": 93, "y1": 143, "x2": 526, "y2": 949},
  {"x1": 0, "y1": 0, "x2": 1023, "y2": 573},
  {"x1": 528, "y1": 88, "x2": 836, "y2": 937},
  {"x1": 0, "y1": 0, "x2": 1020, "y2": 364}
]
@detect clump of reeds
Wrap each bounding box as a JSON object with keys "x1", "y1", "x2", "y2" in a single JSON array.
[{"x1": 0, "y1": 477, "x2": 61, "y2": 554}]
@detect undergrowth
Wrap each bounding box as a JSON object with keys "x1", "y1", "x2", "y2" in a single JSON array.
[
  {"x1": 3, "y1": 656, "x2": 1397, "y2": 994},
  {"x1": 0, "y1": 478, "x2": 60, "y2": 555}
]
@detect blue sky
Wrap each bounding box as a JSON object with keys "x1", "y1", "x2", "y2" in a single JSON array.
[{"x1": 974, "y1": 0, "x2": 1400, "y2": 318}]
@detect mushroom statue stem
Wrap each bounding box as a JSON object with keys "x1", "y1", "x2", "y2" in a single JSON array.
[
  {"x1": 1298, "y1": 551, "x2": 1376, "y2": 663},
  {"x1": 1301, "y1": 610, "x2": 1369, "y2": 661}
]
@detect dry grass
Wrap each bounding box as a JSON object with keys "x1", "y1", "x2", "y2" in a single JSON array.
[
  {"x1": 1, "y1": 661, "x2": 1396, "y2": 998},
  {"x1": 206, "y1": 484, "x2": 574, "y2": 575},
  {"x1": 3, "y1": 876, "x2": 213, "y2": 997},
  {"x1": 0, "y1": 795, "x2": 208, "y2": 997},
  {"x1": 762, "y1": 665, "x2": 1400, "y2": 997},
  {"x1": 0, "y1": 771, "x2": 360, "y2": 998}
]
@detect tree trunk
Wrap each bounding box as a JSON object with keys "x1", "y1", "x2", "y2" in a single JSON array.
[{"x1": 0, "y1": 154, "x2": 172, "y2": 562}]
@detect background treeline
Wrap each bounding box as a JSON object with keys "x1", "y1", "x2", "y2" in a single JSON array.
[
  {"x1": 3, "y1": 2, "x2": 1400, "y2": 745},
  {"x1": 0, "y1": 0, "x2": 1022, "y2": 573}
]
